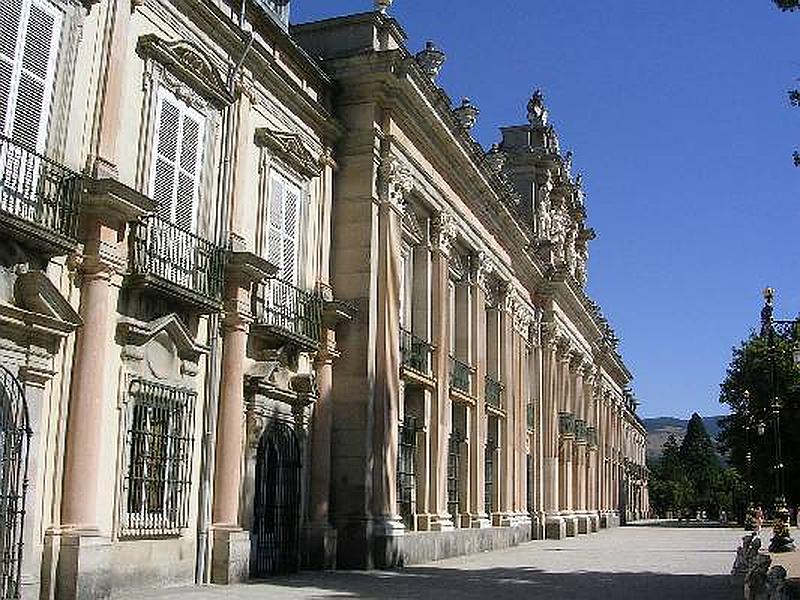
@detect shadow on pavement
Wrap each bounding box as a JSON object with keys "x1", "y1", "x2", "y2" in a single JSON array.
[{"x1": 236, "y1": 566, "x2": 739, "y2": 600}]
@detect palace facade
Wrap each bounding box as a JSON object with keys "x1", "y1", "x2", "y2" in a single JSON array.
[{"x1": 0, "y1": 0, "x2": 647, "y2": 597}]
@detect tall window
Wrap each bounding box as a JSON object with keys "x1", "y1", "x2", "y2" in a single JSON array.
[
  {"x1": 149, "y1": 87, "x2": 205, "y2": 232},
  {"x1": 123, "y1": 379, "x2": 196, "y2": 537},
  {"x1": 265, "y1": 170, "x2": 301, "y2": 284},
  {"x1": 0, "y1": 0, "x2": 63, "y2": 151}
]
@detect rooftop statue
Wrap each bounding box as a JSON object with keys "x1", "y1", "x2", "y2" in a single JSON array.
[{"x1": 527, "y1": 89, "x2": 548, "y2": 126}]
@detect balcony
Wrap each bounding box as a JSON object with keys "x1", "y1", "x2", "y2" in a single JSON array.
[
  {"x1": 484, "y1": 375, "x2": 503, "y2": 410},
  {"x1": 0, "y1": 135, "x2": 81, "y2": 253},
  {"x1": 449, "y1": 356, "x2": 473, "y2": 396},
  {"x1": 251, "y1": 278, "x2": 322, "y2": 352},
  {"x1": 127, "y1": 215, "x2": 225, "y2": 312},
  {"x1": 400, "y1": 329, "x2": 433, "y2": 376}
]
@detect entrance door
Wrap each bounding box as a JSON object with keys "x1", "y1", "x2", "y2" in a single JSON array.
[
  {"x1": 0, "y1": 366, "x2": 31, "y2": 600},
  {"x1": 251, "y1": 421, "x2": 301, "y2": 577}
]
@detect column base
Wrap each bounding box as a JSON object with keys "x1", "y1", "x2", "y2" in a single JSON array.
[
  {"x1": 372, "y1": 515, "x2": 406, "y2": 569},
  {"x1": 303, "y1": 522, "x2": 337, "y2": 570},
  {"x1": 545, "y1": 516, "x2": 567, "y2": 540},
  {"x1": 211, "y1": 528, "x2": 250, "y2": 584},
  {"x1": 530, "y1": 513, "x2": 547, "y2": 540},
  {"x1": 588, "y1": 513, "x2": 600, "y2": 533},
  {"x1": 492, "y1": 512, "x2": 514, "y2": 527},
  {"x1": 564, "y1": 514, "x2": 578, "y2": 537},
  {"x1": 51, "y1": 531, "x2": 113, "y2": 600},
  {"x1": 469, "y1": 513, "x2": 492, "y2": 529},
  {"x1": 430, "y1": 514, "x2": 455, "y2": 532}
]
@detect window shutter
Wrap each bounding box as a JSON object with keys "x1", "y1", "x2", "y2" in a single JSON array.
[
  {"x1": 267, "y1": 172, "x2": 284, "y2": 269},
  {"x1": 264, "y1": 172, "x2": 302, "y2": 285},
  {"x1": 0, "y1": 0, "x2": 62, "y2": 151},
  {"x1": 149, "y1": 88, "x2": 205, "y2": 232},
  {"x1": 282, "y1": 183, "x2": 299, "y2": 284}
]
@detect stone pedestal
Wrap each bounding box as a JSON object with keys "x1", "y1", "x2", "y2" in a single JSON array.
[
  {"x1": 54, "y1": 533, "x2": 112, "y2": 600},
  {"x1": 304, "y1": 523, "x2": 337, "y2": 570},
  {"x1": 211, "y1": 529, "x2": 250, "y2": 584},
  {"x1": 545, "y1": 515, "x2": 566, "y2": 540}
]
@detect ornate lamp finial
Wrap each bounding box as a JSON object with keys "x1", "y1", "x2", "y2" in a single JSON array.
[
  {"x1": 527, "y1": 89, "x2": 548, "y2": 126},
  {"x1": 415, "y1": 41, "x2": 446, "y2": 80},
  {"x1": 761, "y1": 287, "x2": 775, "y2": 337},
  {"x1": 453, "y1": 97, "x2": 479, "y2": 131},
  {"x1": 375, "y1": 0, "x2": 393, "y2": 13}
]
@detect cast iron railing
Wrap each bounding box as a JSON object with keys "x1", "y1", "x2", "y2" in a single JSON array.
[
  {"x1": 575, "y1": 419, "x2": 588, "y2": 443},
  {"x1": 0, "y1": 135, "x2": 80, "y2": 244},
  {"x1": 128, "y1": 215, "x2": 225, "y2": 306},
  {"x1": 485, "y1": 375, "x2": 503, "y2": 409},
  {"x1": 527, "y1": 403, "x2": 535, "y2": 431},
  {"x1": 400, "y1": 329, "x2": 433, "y2": 375},
  {"x1": 558, "y1": 411, "x2": 575, "y2": 437},
  {"x1": 252, "y1": 278, "x2": 322, "y2": 346},
  {"x1": 449, "y1": 356, "x2": 472, "y2": 395},
  {"x1": 397, "y1": 417, "x2": 418, "y2": 530}
]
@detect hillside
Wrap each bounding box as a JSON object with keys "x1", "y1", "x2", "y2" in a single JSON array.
[{"x1": 643, "y1": 415, "x2": 726, "y2": 461}]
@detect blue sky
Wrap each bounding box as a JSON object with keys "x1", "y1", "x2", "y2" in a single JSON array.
[{"x1": 292, "y1": 2, "x2": 800, "y2": 419}]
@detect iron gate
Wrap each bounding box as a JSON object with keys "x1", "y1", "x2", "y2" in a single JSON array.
[
  {"x1": 0, "y1": 366, "x2": 31, "y2": 600},
  {"x1": 447, "y1": 430, "x2": 463, "y2": 524},
  {"x1": 252, "y1": 421, "x2": 301, "y2": 577},
  {"x1": 396, "y1": 417, "x2": 417, "y2": 530}
]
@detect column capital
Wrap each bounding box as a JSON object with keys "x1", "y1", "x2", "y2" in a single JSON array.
[
  {"x1": 377, "y1": 153, "x2": 414, "y2": 212},
  {"x1": 471, "y1": 251, "x2": 495, "y2": 292},
  {"x1": 431, "y1": 209, "x2": 457, "y2": 258}
]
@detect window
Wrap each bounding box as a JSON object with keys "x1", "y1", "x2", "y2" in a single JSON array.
[
  {"x1": 0, "y1": 0, "x2": 63, "y2": 151},
  {"x1": 265, "y1": 170, "x2": 301, "y2": 284},
  {"x1": 149, "y1": 87, "x2": 205, "y2": 232},
  {"x1": 123, "y1": 379, "x2": 196, "y2": 537}
]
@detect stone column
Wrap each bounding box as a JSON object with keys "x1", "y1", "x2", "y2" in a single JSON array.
[
  {"x1": 573, "y1": 360, "x2": 588, "y2": 534},
  {"x1": 428, "y1": 211, "x2": 456, "y2": 531},
  {"x1": 497, "y1": 288, "x2": 515, "y2": 526},
  {"x1": 372, "y1": 155, "x2": 412, "y2": 549},
  {"x1": 89, "y1": 0, "x2": 132, "y2": 178},
  {"x1": 469, "y1": 255, "x2": 490, "y2": 528},
  {"x1": 543, "y1": 326, "x2": 564, "y2": 539},
  {"x1": 414, "y1": 390, "x2": 432, "y2": 530}
]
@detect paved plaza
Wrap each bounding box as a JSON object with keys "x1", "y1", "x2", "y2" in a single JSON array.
[{"x1": 126, "y1": 524, "x2": 744, "y2": 600}]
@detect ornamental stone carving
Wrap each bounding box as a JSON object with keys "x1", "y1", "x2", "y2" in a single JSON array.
[
  {"x1": 453, "y1": 97, "x2": 479, "y2": 131},
  {"x1": 377, "y1": 154, "x2": 414, "y2": 211},
  {"x1": 431, "y1": 209, "x2": 458, "y2": 257},
  {"x1": 415, "y1": 41, "x2": 446, "y2": 80},
  {"x1": 472, "y1": 251, "x2": 494, "y2": 292},
  {"x1": 485, "y1": 144, "x2": 506, "y2": 173},
  {"x1": 513, "y1": 299, "x2": 536, "y2": 338},
  {"x1": 375, "y1": 0, "x2": 393, "y2": 13}
]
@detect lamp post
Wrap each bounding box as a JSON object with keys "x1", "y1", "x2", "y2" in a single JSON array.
[{"x1": 760, "y1": 287, "x2": 799, "y2": 553}]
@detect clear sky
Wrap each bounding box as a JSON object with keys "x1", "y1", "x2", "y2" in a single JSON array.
[{"x1": 292, "y1": 1, "x2": 800, "y2": 419}]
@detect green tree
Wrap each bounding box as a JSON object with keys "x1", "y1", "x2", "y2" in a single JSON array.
[
  {"x1": 680, "y1": 414, "x2": 720, "y2": 511},
  {"x1": 649, "y1": 434, "x2": 694, "y2": 517}
]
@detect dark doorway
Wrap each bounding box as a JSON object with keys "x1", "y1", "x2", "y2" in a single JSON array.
[
  {"x1": 0, "y1": 366, "x2": 31, "y2": 600},
  {"x1": 251, "y1": 420, "x2": 301, "y2": 577}
]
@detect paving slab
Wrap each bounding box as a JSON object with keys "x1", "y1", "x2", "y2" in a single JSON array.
[{"x1": 120, "y1": 524, "x2": 744, "y2": 600}]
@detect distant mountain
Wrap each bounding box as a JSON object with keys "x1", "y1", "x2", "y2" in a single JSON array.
[{"x1": 643, "y1": 415, "x2": 726, "y2": 462}]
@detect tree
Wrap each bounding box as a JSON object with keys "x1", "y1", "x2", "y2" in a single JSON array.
[
  {"x1": 773, "y1": 0, "x2": 800, "y2": 11},
  {"x1": 718, "y1": 332, "x2": 800, "y2": 510},
  {"x1": 680, "y1": 414, "x2": 720, "y2": 511}
]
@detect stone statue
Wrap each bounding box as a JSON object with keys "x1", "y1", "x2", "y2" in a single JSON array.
[
  {"x1": 527, "y1": 89, "x2": 548, "y2": 126},
  {"x1": 537, "y1": 188, "x2": 552, "y2": 239}
]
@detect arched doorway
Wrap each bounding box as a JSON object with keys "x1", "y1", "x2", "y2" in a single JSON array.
[
  {"x1": 251, "y1": 420, "x2": 301, "y2": 577},
  {"x1": 0, "y1": 366, "x2": 31, "y2": 599}
]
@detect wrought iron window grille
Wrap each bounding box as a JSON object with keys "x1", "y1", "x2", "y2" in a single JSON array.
[
  {"x1": 575, "y1": 419, "x2": 588, "y2": 443},
  {"x1": 0, "y1": 135, "x2": 80, "y2": 245},
  {"x1": 251, "y1": 277, "x2": 323, "y2": 347},
  {"x1": 526, "y1": 403, "x2": 535, "y2": 431},
  {"x1": 122, "y1": 378, "x2": 196, "y2": 537},
  {"x1": 447, "y1": 429, "x2": 465, "y2": 523},
  {"x1": 587, "y1": 426, "x2": 599, "y2": 449},
  {"x1": 558, "y1": 411, "x2": 575, "y2": 437},
  {"x1": 400, "y1": 329, "x2": 433, "y2": 375},
  {"x1": 397, "y1": 417, "x2": 418, "y2": 530},
  {"x1": 0, "y1": 366, "x2": 31, "y2": 600},
  {"x1": 484, "y1": 438, "x2": 497, "y2": 515},
  {"x1": 128, "y1": 215, "x2": 225, "y2": 306}
]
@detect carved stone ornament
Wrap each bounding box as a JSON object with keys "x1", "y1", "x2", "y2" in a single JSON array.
[
  {"x1": 485, "y1": 144, "x2": 506, "y2": 173},
  {"x1": 375, "y1": 0, "x2": 393, "y2": 13},
  {"x1": 527, "y1": 90, "x2": 548, "y2": 127},
  {"x1": 377, "y1": 155, "x2": 414, "y2": 210},
  {"x1": 513, "y1": 298, "x2": 536, "y2": 338},
  {"x1": 415, "y1": 41, "x2": 446, "y2": 80},
  {"x1": 472, "y1": 252, "x2": 494, "y2": 292},
  {"x1": 453, "y1": 97, "x2": 479, "y2": 131},
  {"x1": 431, "y1": 209, "x2": 458, "y2": 257},
  {"x1": 136, "y1": 35, "x2": 234, "y2": 108},
  {"x1": 255, "y1": 128, "x2": 322, "y2": 179}
]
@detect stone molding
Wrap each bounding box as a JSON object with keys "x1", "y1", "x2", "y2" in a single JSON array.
[{"x1": 254, "y1": 128, "x2": 323, "y2": 179}]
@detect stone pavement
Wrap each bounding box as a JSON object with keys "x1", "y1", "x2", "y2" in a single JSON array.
[{"x1": 123, "y1": 524, "x2": 744, "y2": 600}]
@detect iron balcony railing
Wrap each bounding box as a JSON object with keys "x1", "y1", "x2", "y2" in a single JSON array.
[
  {"x1": 558, "y1": 411, "x2": 575, "y2": 437},
  {"x1": 449, "y1": 356, "x2": 472, "y2": 395},
  {"x1": 575, "y1": 419, "x2": 588, "y2": 443},
  {"x1": 484, "y1": 375, "x2": 503, "y2": 409},
  {"x1": 252, "y1": 278, "x2": 322, "y2": 347},
  {"x1": 400, "y1": 329, "x2": 433, "y2": 375},
  {"x1": 527, "y1": 403, "x2": 535, "y2": 431},
  {"x1": 128, "y1": 215, "x2": 225, "y2": 307},
  {"x1": 0, "y1": 135, "x2": 80, "y2": 246}
]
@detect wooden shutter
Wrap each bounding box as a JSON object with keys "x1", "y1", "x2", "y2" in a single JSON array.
[
  {"x1": 149, "y1": 87, "x2": 205, "y2": 231},
  {"x1": 265, "y1": 171, "x2": 301, "y2": 285},
  {"x1": 282, "y1": 181, "x2": 300, "y2": 284},
  {"x1": 0, "y1": 0, "x2": 62, "y2": 151}
]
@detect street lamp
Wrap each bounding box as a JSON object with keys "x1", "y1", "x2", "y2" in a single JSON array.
[{"x1": 760, "y1": 287, "x2": 798, "y2": 553}]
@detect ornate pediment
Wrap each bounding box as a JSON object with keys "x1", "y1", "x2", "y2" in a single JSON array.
[
  {"x1": 136, "y1": 35, "x2": 234, "y2": 108},
  {"x1": 13, "y1": 270, "x2": 82, "y2": 328},
  {"x1": 255, "y1": 128, "x2": 322, "y2": 179},
  {"x1": 116, "y1": 314, "x2": 206, "y2": 364}
]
